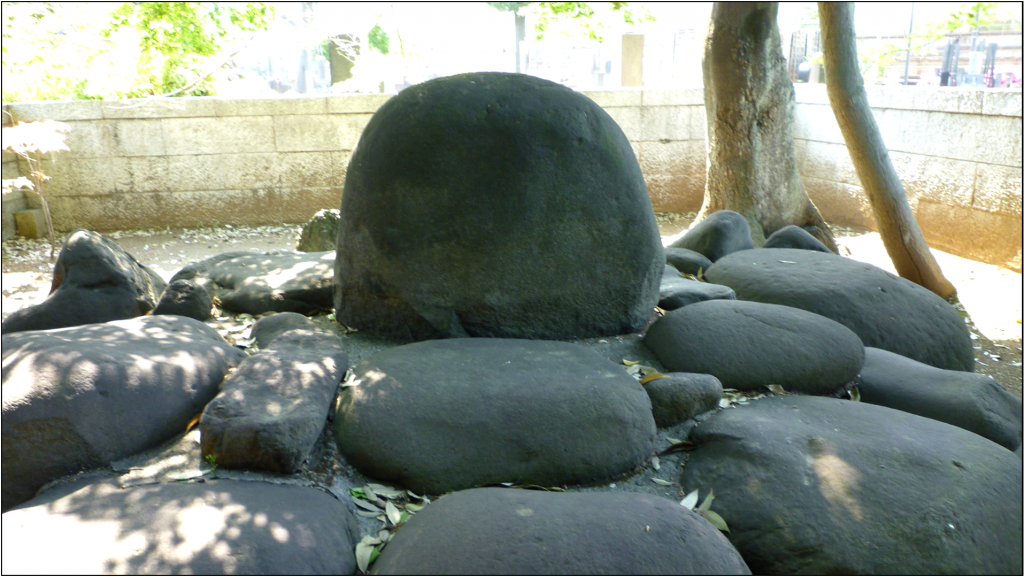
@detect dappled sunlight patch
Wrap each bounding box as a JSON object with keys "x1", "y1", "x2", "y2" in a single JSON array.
[{"x1": 806, "y1": 437, "x2": 864, "y2": 522}]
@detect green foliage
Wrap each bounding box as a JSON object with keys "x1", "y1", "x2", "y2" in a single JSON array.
[
  {"x1": 368, "y1": 23, "x2": 390, "y2": 55},
  {"x1": 531, "y1": 1, "x2": 654, "y2": 42},
  {"x1": 936, "y1": 2, "x2": 999, "y2": 33},
  {"x1": 2, "y1": 1, "x2": 271, "y2": 102},
  {"x1": 102, "y1": 2, "x2": 271, "y2": 97}
]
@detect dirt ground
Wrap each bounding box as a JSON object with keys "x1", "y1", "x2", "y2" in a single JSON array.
[{"x1": 2, "y1": 218, "x2": 1021, "y2": 399}]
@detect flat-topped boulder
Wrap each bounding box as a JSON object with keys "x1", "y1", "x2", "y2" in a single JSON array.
[
  {"x1": 334, "y1": 72, "x2": 663, "y2": 340},
  {"x1": 859, "y1": 347, "x2": 1022, "y2": 452},
  {"x1": 680, "y1": 395, "x2": 1023, "y2": 575},
  {"x1": 1, "y1": 476, "x2": 360, "y2": 575},
  {"x1": 333, "y1": 338, "x2": 656, "y2": 494},
  {"x1": 250, "y1": 312, "x2": 319, "y2": 348},
  {"x1": 372, "y1": 488, "x2": 750, "y2": 575},
  {"x1": 664, "y1": 247, "x2": 713, "y2": 276},
  {"x1": 645, "y1": 299, "x2": 864, "y2": 394},
  {"x1": 1, "y1": 316, "x2": 246, "y2": 511},
  {"x1": 1, "y1": 230, "x2": 166, "y2": 334},
  {"x1": 171, "y1": 249, "x2": 334, "y2": 315},
  {"x1": 706, "y1": 248, "x2": 974, "y2": 371},
  {"x1": 659, "y1": 265, "x2": 736, "y2": 311},
  {"x1": 200, "y1": 329, "x2": 348, "y2": 473}
]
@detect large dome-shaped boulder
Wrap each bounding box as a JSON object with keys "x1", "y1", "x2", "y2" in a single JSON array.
[{"x1": 334, "y1": 72, "x2": 663, "y2": 340}]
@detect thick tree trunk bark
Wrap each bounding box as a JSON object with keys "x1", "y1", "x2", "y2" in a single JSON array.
[
  {"x1": 699, "y1": 2, "x2": 837, "y2": 251},
  {"x1": 818, "y1": 2, "x2": 955, "y2": 298}
]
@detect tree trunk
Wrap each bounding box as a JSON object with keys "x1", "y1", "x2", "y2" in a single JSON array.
[
  {"x1": 699, "y1": 2, "x2": 837, "y2": 251},
  {"x1": 818, "y1": 2, "x2": 956, "y2": 298}
]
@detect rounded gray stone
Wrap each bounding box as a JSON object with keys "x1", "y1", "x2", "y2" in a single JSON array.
[
  {"x1": 644, "y1": 372, "x2": 723, "y2": 428},
  {"x1": 664, "y1": 247, "x2": 714, "y2": 276},
  {"x1": 1, "y1": 316, "x2": 246, "y2": 511},
  {"x1": 644, "y1": 299, "x2": 864, "y2": 394},
  {"x1": 859, "y1": 347, "x2": 1022, "y2": 452},
  {"x1": 251, "y1": 312, "x2": 318, "y2": 348},
  {"x1": 334, "y1": 72, "x2": 662, "y2": 341},
  {"x1": 152, "y1": 279, "x2": 212, "y2": 321},
  {"x1": 332, "y1": 338, "x2": 656, "y2": 495},
  {"x1": 2, "y1": 476, "x2": 360, "y2": 574},
  {"x1": 372, "y1": 488, "x2": 750, "y2": 575},
  {"x1": 680, "y1": 395, "x2": 1023, "y2": 575},
  {"x1": 171, "y1": 250, "x2": 334, "y2": 315},
  {"x1": 763, "y1": 224, "x2": 832, "y2": 253},
  {"x1": 668, "y1": 210, "x2": 753, "y2": 263},
  {"x1": 705, "y1": 248, "x2": 974, "y2": 371},
  {"x1": 1, "y1": 230, "x2": 166, "y2": 334}
]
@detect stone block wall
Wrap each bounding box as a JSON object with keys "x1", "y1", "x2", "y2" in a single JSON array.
[
  {"x1": 2, "y1": 110, "x2": 25, "y2": 241},
  {"x1": 2, "y1": 95, "x2": 388, "y2": 232},
  {"x1": 793, "y1": 84, "x2": 1022, "y2": 271},
  {"x1": 3, "y1": 85, "x2": 1020, "y2": 270},
  {"x1": 589, "y1": 89, "x2": 708, "y2": 213}
]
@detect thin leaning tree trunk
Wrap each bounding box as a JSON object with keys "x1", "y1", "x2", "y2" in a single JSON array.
[
  {"x1": 818, "y1": 2, "x2": 955, "y2": 298},
  {"x1": 699, "y1": 2, "x2": 837, "y2": 251}
]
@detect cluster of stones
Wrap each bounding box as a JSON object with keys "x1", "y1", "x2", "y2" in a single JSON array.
[{"x1": 3, "y1": 73, "x2": 1021, "y2": 575}]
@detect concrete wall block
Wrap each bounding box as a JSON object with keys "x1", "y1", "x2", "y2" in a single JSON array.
[
  {"x1": 217, "y1": 153, "x2": 278, "y2": 190},
  {"x1": 993, "y1": 114, "x2": 1023, "y2": 168},
  {"x1": 799, "y1": 140, "x2": 858, "y2": 186},
  {"x1": 46, "y1": 187, "x2": 344, "y2": 232},
  {"x1": 640, "y1": 106, "x2": 690, "y2": 141},
  {"x1": 890, "y1": 151, "x2": 974, "y2": 208},
  {"x1": 216, "y1": 96, "x2": 327, "y2": 117},
  {"x1": 916, "y1": 200, "x2": 1022, "y2": 272},
  {"x1": 803, "y1": 177, "x2": 876, "y2": 231},
  {"x1": 642, "y1": 89, "x2": 703, "y2": 107},
  {"x1": 34, "y1": 156, "x2": 116, "y2": 197},
  {"x1": 277, "y1": 152, "x2": 335, "y2": 189},
  {"x1": 275, "y1": 115, "x2": 337, "y2": 152},
  {"x1": 974, "y1": 164, "x2": 1023, "y2": 216},
  {"x1": 646, "y1": 174, "x2": 705, "y2": 213},
  {"x1": 637, "y1": 140, "x2": 700, "y2": 176},
  {"x1": 114, "y1": 157, "x2": 171, "y2": 194},
  {"x1": 162, "y1": 116, "x2": 274, "y2": 155},
  {"x1": 165, "y1": 155, "x2": 228, "y2": 192},
  {"x1": 604, "y1": 107, "x2": 642, "y2": 141},
  {"x1": 112, "y1": 119, "x2": 165, "y2": 157},
  {"x1": 2, "y1": 189, "x2": 26, "y2": 240},
  {"x1": 2, "y1": 158, "x2": 20, "y2": 180},
  {"x1": 792, "y1": 103, "x2": 845, "y2": 143},
  {"x1": 332, "y1": 151, "x2": 353, "y2": 189},
  {"x1": 982, "y1": 91, "x2": 1023, "y2": 117},
  {"x1": 581, "y1": 89, "x2": 642, "y2": 108},
  {"x1": 327, "y1": 94, "x2": 392, "y2": 114},
  {"x1": 690, "y1": 106, "x2": 707, "y2": 142},
  {"x1": 334, "y1": 114, "x2": 374, "y2": 150},
  {"x1": 62, "y1": 121, "x2": 115, "y2": 158},
  {"x1": 639, "y1": 140, "x2": 706, "y2": 213},
  {"x1": 9, "y1": 100, "x2": 104, "y2": 122},
  {"x1": 102, "y1": 97, "x2": 218, "y2": 119}
]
